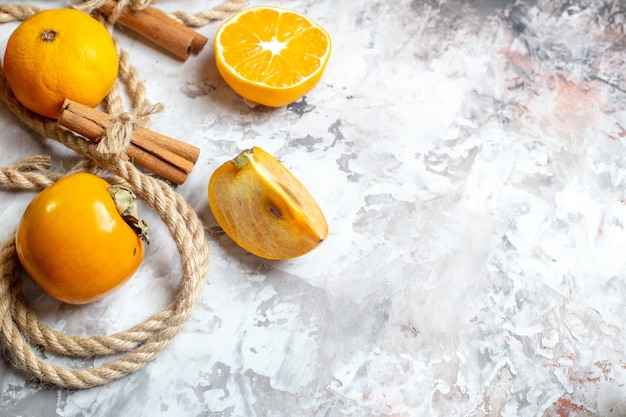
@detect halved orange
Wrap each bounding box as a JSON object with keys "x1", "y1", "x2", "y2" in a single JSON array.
[{"x1": 214, "y1": 6, "x2": 331, "y2": 107}]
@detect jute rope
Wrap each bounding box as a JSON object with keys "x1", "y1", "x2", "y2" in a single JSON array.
[
  {"x1": 0, "y1": 0, "x2": 245, "y2": 389},
  {"x1": 1, "y1": 0, "x2": 247, "y2": 26}
]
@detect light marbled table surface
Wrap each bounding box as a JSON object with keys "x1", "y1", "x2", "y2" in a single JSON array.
[{"x1": 1, "y1": 0, "x2": 626, "y2": 416}]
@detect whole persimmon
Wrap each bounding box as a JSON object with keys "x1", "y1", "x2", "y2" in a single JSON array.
[{"x1": 15, "y1": 173, "x2": 147, "y2": 304}]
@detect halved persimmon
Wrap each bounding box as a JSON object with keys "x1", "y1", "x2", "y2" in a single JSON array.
[
  {"x1": 214, "y1": 6, "x2": 332, "y2": 107},
  {"x1": 208, "y1": 147, "x2": 328, "y2": 260}
]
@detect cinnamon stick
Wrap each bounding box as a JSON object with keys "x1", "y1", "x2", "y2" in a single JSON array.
[
  {"x1": 57, "y1": 99, "x2": 200, "y2": 185},
  {"x1": 99, "y1": 1, "x2": 208, "y2": 60}
]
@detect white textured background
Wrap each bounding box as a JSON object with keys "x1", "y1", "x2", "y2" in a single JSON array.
[{"x1": 1, "y1": 0, "x2": 626, "y2": 416}]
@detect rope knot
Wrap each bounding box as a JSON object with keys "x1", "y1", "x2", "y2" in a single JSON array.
[
  {"x1": 127, "y1": 0, "x2": 153, "y2": 11},
  {"x1": 71, "y1": 0, "x2": 155, "y2": 23},
  {"x1": 98, "y1": 112, "x2": 134, "y2": 158},
  {"x1": 109, "y1": 0, "x2": 153, "y2": 21},
  {"x1": 98, "y1": 103, "x2": 163, "y2": 158}
]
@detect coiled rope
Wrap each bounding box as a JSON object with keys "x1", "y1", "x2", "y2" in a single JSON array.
[{"x1": 0, "y1": 0, "x2": 244, "y2": 389}]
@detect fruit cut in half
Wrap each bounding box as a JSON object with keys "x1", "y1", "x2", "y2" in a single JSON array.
[
  {"x1": 214, "y1": 6, "x2": 332, "y2": 107},
  {"x1": 208, "y1": 147, "x2": 328, "y2": 260}
]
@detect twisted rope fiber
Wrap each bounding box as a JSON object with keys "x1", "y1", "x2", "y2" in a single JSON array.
[
  {"x1": 0, "y1": 4, "x2": 38, "y2": 22},
  {"x1": 0, "y1": 0, "x2": 246, "y2": 26},
  {"x1": 73, "y1": 0, "x2": 246, "y2": 26},
  {"x1": 170, "y1": 0, "x2": 246, "y2": 27},
  {"x1": 0, "y1": 0, "x2": 248, "y2": 388}
]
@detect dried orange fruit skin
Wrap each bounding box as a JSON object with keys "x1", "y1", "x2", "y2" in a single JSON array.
[
  {"x1": 15, "y1": 173, "x2": 145, "y2": 304},
  {"x1": 3, "y1": 8, "x2": 119, "y2": 119},
  {"x1": 208, "y1": 147, "x2": 328, "y2": 260},
  {"x1": 214, "y1": 6, "x2": 331, "y2": 107}
]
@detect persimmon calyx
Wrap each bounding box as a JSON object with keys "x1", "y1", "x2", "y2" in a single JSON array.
[
  {"x1": 108, "y1": 185, "x2": 150, "y2": 244},
  {"x1": 234, "y1": 150, "x2": 251, "y2": 169}
]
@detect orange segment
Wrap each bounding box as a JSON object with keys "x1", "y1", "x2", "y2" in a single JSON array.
[{"x1": 214, "y1": 6, "x2": 331, "y2": 107}]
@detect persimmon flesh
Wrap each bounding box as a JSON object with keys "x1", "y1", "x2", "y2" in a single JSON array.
[
  {"x1": 208, "y1": 147, "x2": 328, "y2": 260},
  {"x1": 15, "y1": 173, "x2": 145, "y2": 304}
]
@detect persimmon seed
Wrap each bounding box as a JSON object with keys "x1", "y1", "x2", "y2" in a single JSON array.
[{"x1": 269, "y1": 206, "x2": 282, "y2": 218}]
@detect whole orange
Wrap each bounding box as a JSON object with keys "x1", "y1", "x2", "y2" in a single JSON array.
[
  {"x1": 3, "y1": 8, "x2": 119, "y2": 119},
  {"x1": 15, "y1": 173, "x2": 145, "y2": 304}
]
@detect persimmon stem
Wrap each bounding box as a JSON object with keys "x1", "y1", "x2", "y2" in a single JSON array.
[{"x1": 234, "y1": 150, "x2": 252, "y2": 168}]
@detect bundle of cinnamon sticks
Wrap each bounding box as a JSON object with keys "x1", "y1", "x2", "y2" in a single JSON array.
[{"x1": 58, "y1": 99, "x2": 200, "y2": 185}]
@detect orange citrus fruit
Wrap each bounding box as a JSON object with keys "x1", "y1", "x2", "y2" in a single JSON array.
[
  {"x1": 208, "y1": 147, "x2": 328, "y2": 260},
  {"x1": 3, "y1": 8, "x2": 119, "y2": 119},
  {"x1": 214, "y1": 6, "x2": 331, "y2": 107},
  {"x1": 16, "y1": 173, "x2": 146, "y2": 304}
]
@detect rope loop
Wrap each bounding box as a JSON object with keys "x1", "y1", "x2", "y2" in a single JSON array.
[{"x1": 0, "y1": 0, "x2": 247, "y2": 389}]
